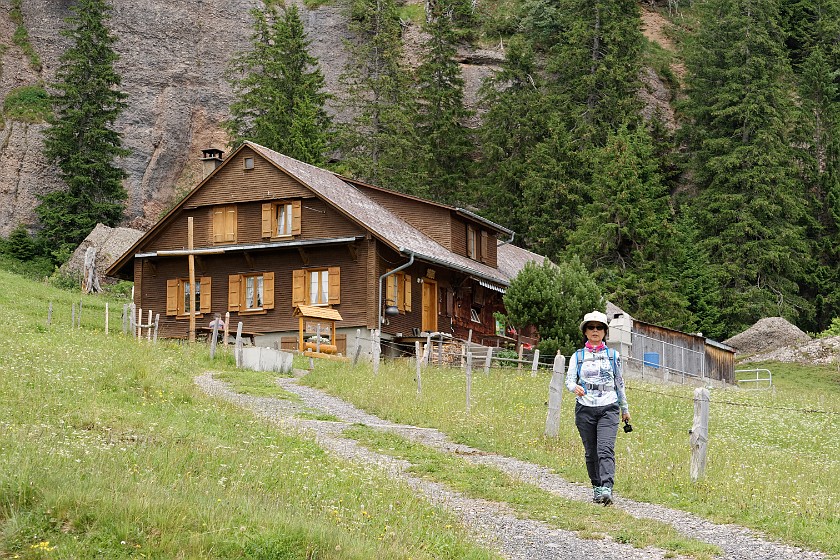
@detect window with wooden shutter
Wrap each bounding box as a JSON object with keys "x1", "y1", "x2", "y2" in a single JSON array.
[
  {"x1": 199, "y1": 277, "x2": 212, "y2": 313},
  {"x1": 262, "y1": 272, "x2": 274, "y2": 310},
  {"x1": 166, "y1": 279, "x2": 178, "y2": 316},
  {"x1": 262, "y1": 200, "x2": 302, "y2": 239},
  {"x1": 480, "y1": 230, "x2": 488, "y2": 263},
  {"x1": 385, "y1": 271, "x2": 412, "y2": 312},
  {"x1": 328, "y1": 267, "x2": 340, "y2": 304},
  {"x1": 467, "y1": 225, "x2": 478, "y2": 260},
  {"x1": 168, "y1": 277, "x2": 210, "y2": 317},
  {"x1": 213, "y1": 205, "x2": 237, "y2": 244},
  {"x1": 403, "y1": 274, "x2": 412, "y2": 312}
]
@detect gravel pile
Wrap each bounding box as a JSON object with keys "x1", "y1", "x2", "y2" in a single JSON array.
[
  {"x1": 195, "y1": 371, "x2": 825, "y2": 560},
  {"x1": 748, "y1": 335, "x2": 840, "y2": 364},
  {"x1": 723, "y1": 317, "x2": 811, "y2": 356}
]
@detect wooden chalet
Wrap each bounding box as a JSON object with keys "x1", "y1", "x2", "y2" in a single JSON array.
[{"x1": 107, "y1": 142, "x2": 547, "y2": 355}]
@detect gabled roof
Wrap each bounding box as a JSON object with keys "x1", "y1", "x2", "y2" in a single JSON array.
[
  {"x1": 496, "y1": 242, "x2": 549, "y2": 282},
  {"x1": 108, "y1": 141, "x2": 518, "y2": 287}
]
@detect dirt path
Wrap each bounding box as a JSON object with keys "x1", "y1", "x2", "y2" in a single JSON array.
[{"x1": 195, "y1": 371, "x2": 825, "y2": 560}]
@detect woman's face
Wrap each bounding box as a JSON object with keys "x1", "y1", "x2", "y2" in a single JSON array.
[{"x1": 584, "y1": 323, "x2": 606, "y2": 345}]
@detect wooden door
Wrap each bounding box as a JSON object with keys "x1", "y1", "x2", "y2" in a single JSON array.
[{"x1": 422, "y1": 279, "x2": 438, "y2": 332}]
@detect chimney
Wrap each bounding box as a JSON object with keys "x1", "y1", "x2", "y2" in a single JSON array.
[{"x1": 200, "y1": 148, "x2": 224, "y2": 178}]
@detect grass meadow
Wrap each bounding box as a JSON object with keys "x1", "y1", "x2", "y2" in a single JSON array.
[
  {"x1": 0, "y1": 269, "x2": 501, "y2": 559},
  {"x1": 301, "y1": 356, "x2": 840, "y2": 557}
]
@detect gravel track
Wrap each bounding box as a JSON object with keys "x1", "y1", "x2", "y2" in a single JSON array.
[{"x1": 195, "y1": 371, "x2": 824, "y2": 560}]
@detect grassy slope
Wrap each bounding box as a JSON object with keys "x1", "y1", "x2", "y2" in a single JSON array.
[
  {"x1": 0, "y1": 269, "x2": 500, "y2": 559},
  {"x1": 302, "y1": 358, "x2": 840, "y2": 557}
]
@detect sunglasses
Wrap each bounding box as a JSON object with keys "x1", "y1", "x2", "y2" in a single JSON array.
[{"x1": 585, "y1": 324, "x2": 606, "y2": 331}]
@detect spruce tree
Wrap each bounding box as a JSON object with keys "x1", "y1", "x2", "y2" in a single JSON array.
[
  {"x1": 39, "y1": 0, "x2": 128, "y2": 259},
  {"x1": 336, "y1": 0, "x2": 421, "y2": 192},
  {"x1": 225, "y1": 2, "x2": 332, "y2": 164},
  {"x1": 415, "y1": 0, "x2": 473, "y2": 204},
  {"x1": 681, "y1": 0, "x2": 812, "y2": 335}
]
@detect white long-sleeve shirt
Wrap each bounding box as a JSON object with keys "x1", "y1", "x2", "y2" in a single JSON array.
[{"x1": 565, "y1": 345, "x2": 629, "y2": 414}]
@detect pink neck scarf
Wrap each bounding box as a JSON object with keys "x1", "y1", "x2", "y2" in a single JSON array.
[{"x1": 585, "y1": 341, "x2": 606, "y2": 353}]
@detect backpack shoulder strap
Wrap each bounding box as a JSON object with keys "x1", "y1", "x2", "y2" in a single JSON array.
[{"x1": 575, "y1": 348, "x2": 585, "y2": 382}]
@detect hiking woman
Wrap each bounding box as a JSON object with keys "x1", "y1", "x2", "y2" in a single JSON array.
[{"x1": 565, "y1": 310, "x2": 631, "y2": 505}]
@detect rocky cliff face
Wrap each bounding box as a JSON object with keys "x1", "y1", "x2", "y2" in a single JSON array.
[{"x1": 0, "y1": 0, "x2": 365, "y2": 235}]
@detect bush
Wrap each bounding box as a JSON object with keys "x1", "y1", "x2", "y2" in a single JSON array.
[
  {"x1": 817, "y1": 317, "x2": 840, "y2": 338},
  {"x1": 3, "y1": 85, "x2": 51, "y2": 122},
  {"x1": 2, "y1": 224, "x2": 37, "y2": 260}
]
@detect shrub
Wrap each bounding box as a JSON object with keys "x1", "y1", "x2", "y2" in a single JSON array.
[
  {"x1": 3, "y1": 85, "x2": 51, "y2": 122},
  {"x1": 817, "y1": 317, "x2": 840, "y2": 338}
]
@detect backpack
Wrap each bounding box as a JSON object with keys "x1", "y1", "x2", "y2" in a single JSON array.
[{"x1": 575, "y1": 347, "x2": 618, "y2": 386}]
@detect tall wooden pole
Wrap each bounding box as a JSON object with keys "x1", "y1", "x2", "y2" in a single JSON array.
[{"x1": 188, "y1": 217, "x2": 196, "y2": 343}]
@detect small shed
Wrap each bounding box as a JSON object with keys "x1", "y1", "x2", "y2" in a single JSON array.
[{"x1": 294, "y1": 305, "x2": 343, "y2": 355}]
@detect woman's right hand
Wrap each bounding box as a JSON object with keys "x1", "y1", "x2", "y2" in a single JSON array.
[{"x1": 573, "y1": 385, "x2": 586, "y2": 397}]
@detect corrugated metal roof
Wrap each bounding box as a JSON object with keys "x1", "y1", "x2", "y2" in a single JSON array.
[{"x1": 246, "y1": 141, "x2": 512, "y2": 286}]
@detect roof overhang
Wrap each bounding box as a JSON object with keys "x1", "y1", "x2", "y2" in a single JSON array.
[
  {"x1": 134, "y1": 236, "x2": 362, "y2": 259},
  {"x1": 400, "y1": 248, "x2": 509, "y2": 290}
]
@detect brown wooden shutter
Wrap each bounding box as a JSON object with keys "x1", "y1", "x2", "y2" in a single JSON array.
[
  {"x1": 328, "y1": 266, "x2": 340, "y2": 304},
  {"x1": 480, "y1": 230, "x2": 488, "y2": 263},
  {"x1": 385, "y1": 269, "x2": 396, "y2": 307},
  {"x1": 261, "y1": 203, "x2": 272, "y2": 238},
  {"x1": 291, "y1": 200, "x2": 302, "y2": 235},
  {"x1": 225, "y1": 206, "x2": 237, "y2": 242},
  {"x1": 228, "y1": 274, "x2": 241, "y2": 312},
  {"x1": 292, "y1": 269, "x2": 305, "y2": 307},
  {"x1": 166, "y1": 279, "x2": 178, "y2": 316},
  {"x1": 262, "y1": 272, "x2": 275, "y2": 310},
  {"x1": 404, "y1": 275, "x2": 412, "y2": 312},
  {"x1": 467, "y1": 225, "x2": 476, "y2": 259},
  {"x1": 199, "y1": 277, "x2": 212, "y2": 313},
  {"x1": 213, "y1": 208, "x2": 224, "y2": 243}
]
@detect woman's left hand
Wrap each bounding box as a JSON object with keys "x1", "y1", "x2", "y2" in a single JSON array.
[{"x1": 622, "y1": 412, "x2": 631, "y2": 423}]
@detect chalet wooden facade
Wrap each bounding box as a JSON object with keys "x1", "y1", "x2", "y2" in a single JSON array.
[{"x1": 107, "y1": 142, "x2": 547, "y2": 355}]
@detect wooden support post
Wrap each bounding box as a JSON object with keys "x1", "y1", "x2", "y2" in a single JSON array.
[
  {"x1": 137, "y1": 307, "x2": 142, "y2": 339},
  {"x1": 690, "y1": 388, "x2": 710, "y2": 482},
  {"x1": 188, "y1": 217, "x2": 196, "y2": 344},
  {"x1": 129, "y1": 303, "x2": 136, "y2": 337},
  {"x1": 465, "y1": 352, "x2": 473, "y2": 414},
  {"x1": 210, "y1": 315, "x2": 220, "y2": 359},
  {"x1": 484, "y1": 346, "x2": 493, "y2": 374},
  {"x1": 153, "y1": 314, "x2": 160, "y2": 343},
  {"x1": 415, "y1": 341, "x2": 422, "y2": 395},
  {"x1": 531, "y1": 349, "x2": 540, "y2": 377},
  {"x1": 147, "y1": 309, "x2": 152, "y2": 341},
  {"x1": 223, "y1": 312, "x2": 230, "y2": 346},
  {"x1": 424, "y1": 334, "x2": 432, "y2": 366},
  {"x1": 105, "y1": 303, "x2": 109, "y2": 335},
  {"x1": 545, "y1": 352, "x2": 566, "y2": 437},
  {"x1": 47, "y1": 301, "x2": 52, "y2": 327},
  {"x1": 460, "y1": 345, "x2": 466, "y2": 368},
  {"x1": 235, "y1": 321, "x2": 244, "y2": 367}
]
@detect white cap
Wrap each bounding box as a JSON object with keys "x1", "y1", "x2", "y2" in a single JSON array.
[{"x1": 579, "y1": 310, "x2": 609, "y2": 333}]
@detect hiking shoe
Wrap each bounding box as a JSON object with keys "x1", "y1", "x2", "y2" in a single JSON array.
[
  {"x1": 600, "y1": 487, "x2": 613, "y2": 505},
  {"x1": 592, "y1": 486, "x2": 604, "y2": 503}
]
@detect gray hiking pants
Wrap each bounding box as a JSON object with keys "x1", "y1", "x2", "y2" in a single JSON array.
[{"x1": 574, "y1": 402, "x2": 620, "y2": 489}]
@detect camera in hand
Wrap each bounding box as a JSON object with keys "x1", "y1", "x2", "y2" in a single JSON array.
[{"x1": 623, "y1": 420, "x2": 633, "y2": 433}]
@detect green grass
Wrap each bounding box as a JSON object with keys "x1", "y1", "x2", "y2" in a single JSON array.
[
  {"x1": 346, "y1": 425, "x2": 721, "y2": 559},
  {"x1": 0, "y1": 268, "x2": 501, "y2": 559},
  {"x1": 302, "y1": 360, "x2": 840, "y2": 556},
  {"x1": 3, "y1": 85, "x2": 51, "y2": 123},
  {"x1": 215, "y1": 368, "x2": 299, "y2": 399}
]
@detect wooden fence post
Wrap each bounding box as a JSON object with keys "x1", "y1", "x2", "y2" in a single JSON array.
[
  {"x1": 484, "y1": 346, "x2": 493, "y2": 374},
  {"x1": 235, "y1": 322, "x2": 244, "y2": 367},
  {"x1": 545, "y1": 352, "x2": 566, "y2": 437},
  {"x1": 415, "y1": 341, "x2": 422, "y2": 395},
  {"x1": 353, "y1": 329, "x2": 362, "y2": 365},
  {"x1": 78, "y1": 300, "x2": 82, "y2": 328},
  {"x1": 372, "y1": 329, "x2": 381, "y2": 374},
  {"x1": 153, "y1": 314, "x2": 159, "y2": 344},
  {"x1": 465, "y1": 352, "x2": 473, "y2": 414},
  {"x1": 223, "y1": 312, "x2": 230, "y2": 346},
  {"x1": 690, "y1": 388, "x2": 710, "y2": 481},
  {"x1": 531, "y1": 349, "x2": 540, "y2": 377},
  {"x1": 137, "y1": 307, "x2": 143, "y2": 339},
  {"x1": 71, "y1": 303, "x2": 76, "y2": 328},
  {"x1": 424, "y1": 334, "x2": 431, "y2": 366},
  {"x1": 122, "y1": 304, "x2": 129, "y2": 335},
  {"x1": 105, "y1": 303, "x2": 109, "y2": 335},
  {"x1": 147, "y1": 309, "x2": 152, "y2": 341},
  {"x1": 210, "y1": 316, "x2": 220, "y2": 359},
  {"x1": 517, "y1": 345, "x2": 524, "y2": 373}
]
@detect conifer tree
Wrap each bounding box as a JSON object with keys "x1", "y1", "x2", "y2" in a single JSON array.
[
  {"x1": 336, "y1": 0, "x2": 421, "y2": 192},
  {"x1": 225, "y1": 1, "x2": 332, "y2": 164},
  {"x1": 38, "y1": 0, "x2": 128, "y2": 259},
  {"x1": 414, "y1": 0, "x2": 473, "y2": 204},
  {"x1": 681, "y1": 0, "x2": 812, "y2": 335}
]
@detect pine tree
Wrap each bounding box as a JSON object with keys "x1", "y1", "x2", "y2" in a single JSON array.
[
  {"x1": 38, "y1": 0, "x2": 128, "y2": 259},
  {"x1": 414, "y1": 0, "x2": 473, "y2": 204},
  {"x1": 681, "y1": 0, "x2": 812, "y2": 335},
  {"x1": 225, "y1": 2, "x2": 332, "y2": 164},
  {"x1": 336, "y1": 0, "x2": 421, "y2": 192}
]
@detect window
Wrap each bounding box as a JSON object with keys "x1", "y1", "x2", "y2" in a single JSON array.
[
  {"x1": 228, "y1": 272, "x2": 275, "y2": 314},
  {"x1": 466, "y1": 225, "x2": 489, "y2": 262},
  {"x1": 166, "y1": 277, "x2": 211, "y2": 317},
  {"x1": 244, "y1": 157, "x2": 254, "y2": 170},
  {"x1": 470, "y1": 307, "x2": 481, "y2": 323},
  {"x1": 292, "y1": 267, "x2": 340, "y2": 307},
  {"x1": 212, "y1": 205, "x2": 237, "y2": 243},
  {"x1": 385, "y1": 271, "x2": 412, "y2": 313},
  {"x1": 261, "y1": 201, "x2": 301, "y2": 238}
]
